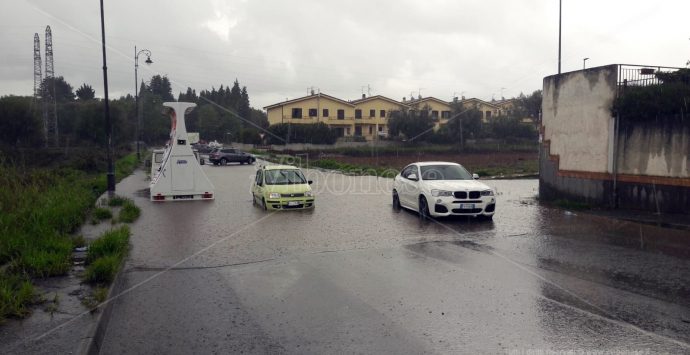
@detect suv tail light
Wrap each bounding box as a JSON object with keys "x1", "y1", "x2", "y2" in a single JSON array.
[
  {"x1": 153, "y1": 194, "x2": 165, "y2": 201},
  {"x1": 202, "y1": 192, "x2": 213, "y2": 199}
]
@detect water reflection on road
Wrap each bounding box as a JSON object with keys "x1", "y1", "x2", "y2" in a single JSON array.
[{"x1": 101, "y1": 162, "x2": 690, "y2": 354}]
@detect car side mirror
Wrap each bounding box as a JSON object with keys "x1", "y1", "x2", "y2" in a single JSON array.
[
  {"x1": 472, "y1": 173, "x2": 479, "y2": 180},
  {"x1": 308, "y1": 180, "x2": 313, "y2": 185},
  {"x1": 408, "y1": 173, "x2": 418, "y2": 181}
]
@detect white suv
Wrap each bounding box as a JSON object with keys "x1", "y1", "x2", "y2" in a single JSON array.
[{"x1": 392, "y1": 162, "x2": 496, "y2": 220}]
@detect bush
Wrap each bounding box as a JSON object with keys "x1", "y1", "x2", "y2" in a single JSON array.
[
  {"x1": 93, "y1": 207, "x2": 112, "y2": 221},
  {"x1": 118, "y1": 200, "x2": 141, "y2": 223},
  {"x1": 86, "y1": 226, "x2": 130, "y2": 264},
  {"x1": 107, "y1": 195, "x2": 127, "y2": 207},
  {"x1": 85, "y1": 255, "x2": 120, "y2": 284},
  {"x1": 85, "y1": 226, "x2": 130, "y2": 285},
  {"x1": 267, "y1": 122, "x2": 338, "y2": 144}
]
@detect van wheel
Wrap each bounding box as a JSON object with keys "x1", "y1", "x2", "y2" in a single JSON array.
[{"x1": 221, "y1": 158, "x2": 228, "y2": 165}]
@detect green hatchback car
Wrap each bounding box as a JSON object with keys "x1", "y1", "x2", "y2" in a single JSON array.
[{"x1": 252, "y1": 165, "x2": 315, "y2": 210}]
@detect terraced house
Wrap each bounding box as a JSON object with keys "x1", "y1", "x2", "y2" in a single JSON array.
[
  {"x1": 264, "y1": 92, "x2": 511, "y2": 141},
  {"x1": 265, "y1": 93, "x2": 409, "y2": 140}
]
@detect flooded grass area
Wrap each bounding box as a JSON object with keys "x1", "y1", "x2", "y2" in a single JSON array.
[
  {"x1": 262, "y1": 150, "x2": 538, "y2": 178},
  {"x1": 0, "y1": 153, "x2": 138, "y2": 322}
]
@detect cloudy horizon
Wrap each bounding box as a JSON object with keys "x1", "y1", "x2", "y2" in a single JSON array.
[{"x1": 1, "y1": 0, "x2": 688, "y2": 110}]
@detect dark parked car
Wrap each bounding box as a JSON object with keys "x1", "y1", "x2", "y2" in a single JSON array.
[
  {"x1": 191, "y1": 143, "x2": 214, "y2": 154},
  {"x1": 209, "y1": 148, "x2": 256, "y2": 165}
]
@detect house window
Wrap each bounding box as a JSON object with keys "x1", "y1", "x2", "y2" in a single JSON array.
[
  {"x1": 291, "y1": 108, "x2": 302, "y2": 119},
  {"x1": 369, "y1": 109, "x2": 375, "y2": 117},
  {"x1": 420, "y1": 110, "x2": 428, "y2": 118},
  {"x1": 431, "y1": 110, "x2": 439, "y2": 118},
  {"x1": 346, "y1": 127, "x2": 351, "y2": 135},
  {"x1": 337, "y1": 109, "x2": 345, "y2": 120},
  {"x1": 355, "y1": 109, "x2": 362, "y2": 119},
  {"x1": 380, "y1": 110, "x2": 386, "y2": 117},
  {"x1": 355, "y1": 126, "x2": 362, "y2": 136},
  {"x1": 323, "y1": 109, "x2": 329, "y2": 117},
  {"x1": 369, "y1": 126, "x2": 373, "y2": 134},
  {"x1": 378, "y1": 125, "x2": 383, "y2": 131},
  {"x1": 308, "y1": 108, "x2": 317, "y2": 117},
  {"x1": 486, "y1": 111, "x2": 492, "y2": 119},
  {"x1": 441, "y1": 111, "x2": 451, "y2": 119}
]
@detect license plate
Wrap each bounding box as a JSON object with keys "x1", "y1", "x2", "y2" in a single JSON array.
[
  {"x1": 459, "y1": 203, "x2": 474, "y2": 209},
  {"x1": 288, "y1": 201, "x2": 300, "y2": 206}
]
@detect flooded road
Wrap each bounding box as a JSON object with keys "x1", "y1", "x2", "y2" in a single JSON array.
[{"x1": 99, "y1": 162, "x2": 690, "y2": 354}]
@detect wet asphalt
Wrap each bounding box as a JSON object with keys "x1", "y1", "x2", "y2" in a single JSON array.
[{"x1": 98, "y1": 161, "x2": 690, "y2": 354}]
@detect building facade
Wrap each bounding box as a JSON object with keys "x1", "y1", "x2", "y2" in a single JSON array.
[{"x1": 265, "y1": 92, "x2": 510, "y2": 141}]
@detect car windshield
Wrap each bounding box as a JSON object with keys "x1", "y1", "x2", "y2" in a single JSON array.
[
  {"x1": 420, "y1": 164, "x2": 473, "y2": 180},
  {"x1": 264, "y1": 169, "x2": 307, "y2": 185}
]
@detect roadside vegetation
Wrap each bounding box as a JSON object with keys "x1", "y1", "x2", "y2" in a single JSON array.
[
  {"x1": 84, "y1": 226, "x2": 130, "y2": 284},
  {"x1": 262, "y1": 148, "x2": 538, "y2": 179},
  {"x1": 309, "y1": 159, "x2": 398, "y2": 178},
  {"x1": 0, "y1": 153, "x2": 138, "y2": 322},
  {"x1": 117, "y1": 199, "x2": 141, "y2": 223}
]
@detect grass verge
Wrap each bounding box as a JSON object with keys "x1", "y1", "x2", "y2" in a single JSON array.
[
  {"x1": 310, "y1": 159, "x2": 399, "y2": 178},
  {"x1": 93, "y1": 207, "x2": 113, "y2": 221},
  {"x1": 0, "y1": 153, "x2": 138, "y2": 322},
  {"x1": 0, "y1": 272, "x2": 34, "y2": 322},
  {"x1": 118, "y1": 199, "x2": 141, "y2": 223},
  {"x1": 265, "y1": 154, "x2": 537, "y2": 179},
  {"x1": 84, "y1": 226, "x2": 130, "y2": 285}
]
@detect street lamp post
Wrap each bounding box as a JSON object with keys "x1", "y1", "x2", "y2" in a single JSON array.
[
  {"x1": 558, "y1": 0, "x2": 562, "y2": 74},
  {"x1": 134, "y1": 46, "x2": 153, "y2": 161},
  {"x1": 583, "y1": 57, "x2": 589, "y2": 70}
]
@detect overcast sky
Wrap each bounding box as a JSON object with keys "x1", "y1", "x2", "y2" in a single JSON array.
[{"x1": 1, "y1": 0, "x2": 689, "y2": 109}]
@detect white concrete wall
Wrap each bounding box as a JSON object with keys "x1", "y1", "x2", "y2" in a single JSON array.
[
  {"x1": 618, "y1": 125, "x2": 690, "y2": 178},
  {"x1": 542, "y1": 66, "x2": 618, "y2": 173}
]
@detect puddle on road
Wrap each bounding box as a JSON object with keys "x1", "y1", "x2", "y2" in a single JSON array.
[{"x1": 134, "y1": 188, "x2": 150, "y2": 198}]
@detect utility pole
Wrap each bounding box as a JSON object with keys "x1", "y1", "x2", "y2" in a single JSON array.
[{"x1": 100, "y1": 0, "x2": 115, "y2": 194}]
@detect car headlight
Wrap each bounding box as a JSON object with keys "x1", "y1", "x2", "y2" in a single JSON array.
[
  {"x1": 305, "y1": 191, "x2": 314, "y2": 197},
  {"x1": 269, "y1": 192, "x2": 281, "y2": 199},
  {"x1": 480, "y1": 190, "x2": 494, "y2": 196},
  {"x1": 431, "y1": 189, "x2": 453, "y2": 197}
]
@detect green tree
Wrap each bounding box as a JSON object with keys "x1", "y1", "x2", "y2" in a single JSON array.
[
  {"x1": 444, "y1": 101, "x2": 483, "y2": 146},
  {"x1": 148, "y1": 75, "x2": 174, "y2": 102},
  {"x1": 0, "y1": 96, "x2": 43, "y2": 147},
  {"x1": 197, "y1": 105, "x2": 222, "y2": 141},
  {"x1": 249, "y1": 108, "x2": 269, "y2": 129},
  {"x1": 388, "y1": 109, "x2": 435, "y2": 141},
  {"x1": 229, "y1": 80, "x2": 242, "y2": 111},
  {"x1": 515, "y1": 90, "x2": 542, "y2": 120},
  {"x1": 239, "y1": 86, "x2": 251, "y2": 122},
  {"x1": 75, "y1": 83, "x2": 95, "y2": 101},
  {"x1": 41, "y1": 76, "x2": 74, "y2": 102}
]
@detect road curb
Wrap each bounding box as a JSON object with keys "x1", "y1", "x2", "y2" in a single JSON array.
[{"x1": 76, "y1": 255, "x2": 128, "y2": 355}]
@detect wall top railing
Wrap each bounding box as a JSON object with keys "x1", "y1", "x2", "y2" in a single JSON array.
[{"x1": 617, "y1": 64, "x2": 683, "y2": 88}]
